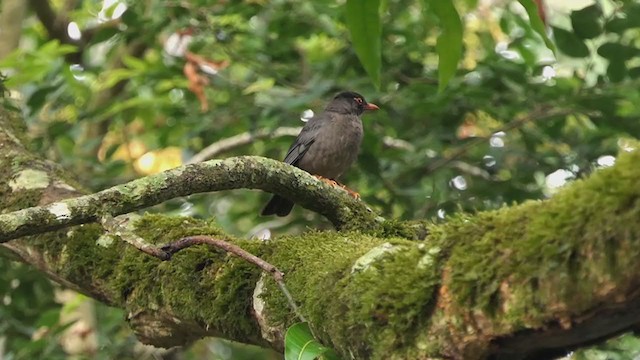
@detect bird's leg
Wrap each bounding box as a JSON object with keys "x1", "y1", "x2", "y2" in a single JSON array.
[
  {"x1": 312, "y1": 176, "x2": 360, "y2": 199},
  {"x1": 334, "y1": 180, "x2": 360, "y2": 200},
  {"x1": 313, "y1": 175, "x2": 339, "y2": 187}
]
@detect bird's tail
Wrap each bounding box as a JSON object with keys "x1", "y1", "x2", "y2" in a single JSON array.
[{"x1": 261, "y1": 195, "x2": 294, "y2": 216}]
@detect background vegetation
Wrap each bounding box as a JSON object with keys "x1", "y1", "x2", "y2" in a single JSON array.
[{"x1": 2, "y1": 0, "x2": 640, "y2": 358}]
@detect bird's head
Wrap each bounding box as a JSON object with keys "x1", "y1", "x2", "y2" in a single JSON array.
[{"x1": 327, "y1": 91, "x2": 379, "y2": 115}]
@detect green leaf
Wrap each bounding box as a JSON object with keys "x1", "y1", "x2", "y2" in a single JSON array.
[
  {"x1": 27, "y1": 85, "x2": 58, "y2": 112},
  {"x1": 88, "y1": 26, "x2": 121, "y2": 45},
  {"x1": 427, "y1": 0, "x2": 463, "y2": 92},
  {"x1": 628, "y1": 66, "x2": 640, "y2": 79},
  {"x1": 345, "y1": 0, "x2": 381, "y2": 89},
  {"x1": 121, "y1": 55, "x2": 148, "y2": 71},
  {"x1": 243, "y1": 78, "x2": 276, "y2": 95},
  {"x1": 597, "y1": 43, "x2": 640, "y2": 61},
  {"x1": 607, "y1": 59, "x2": 627, "y2": 83},
  {"x1": 628, "y1": 3, "x2": 640, "y2": 20},
  {"x1": 95, "y1": 68, "x2": 137, "y2": 91},
  {"x1": 570, "y1": 4, "x2": 602, "y2": 39},
  {"x1": 284, "y1": 322, "x2": 341, "y2": 360},
  {"x1": 517, "y1": 0, "x2": 556, "y2": 53},
  {"x1": 552, "y1": 26, "x2": 590, "y2": 58},
  {"x1": 121, "y1": 9, "x2": 138, "y2": 27},
  {"x1": 604, "y1": 16, "x2": 631, "y2": 34}
]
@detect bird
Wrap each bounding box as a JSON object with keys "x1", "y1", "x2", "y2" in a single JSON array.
[{"x1": 261, "y1": 91, "x2": 379, "y2": 216}]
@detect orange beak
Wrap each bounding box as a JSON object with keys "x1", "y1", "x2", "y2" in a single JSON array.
[{"x1": 365, "y1": 103, "x2": 379, "y2": 111}]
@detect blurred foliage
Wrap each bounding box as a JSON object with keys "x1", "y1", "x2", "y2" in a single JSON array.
[{"x1": 2, "y1": 0, "x2": 640, "y2": 358}]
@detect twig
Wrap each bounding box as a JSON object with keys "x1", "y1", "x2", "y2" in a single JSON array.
[
  {"x1": 99, "y1": 215, "x2": 307, "y2": 321},
  {"x1": 28, "y1": 0, "x2": 122, "y2": 58},
  {"x1": 82, "y1": 19, "x2": 121, "y2": 44},
  {"x1": 108, "y1": 229, "x2": 308, "y2": 322},
  {"x1": 100, "y1": 214, "x2": 169, "y2": 260},
  {"x1": 28, "y1": 0, "x2": 83, "y2": 63},
  {"x1": 187, "y1": 127, "x2": 302, "y2": 164},
  {"x1": 417, "y1": 106, "x2": 574, "y2": 177},
  {"x1": 154, "y1": 235, "x2": 306, "y2": 322},
  {"x1": 382, "y1": 136, "x2": 415, "y2": 151},
  {"x1": 161, "y1": 236, "x2": 280, "y2": 276},
  {"x1": 28, "y1": 0, "x2": 71, "y2": 44},
  {"x1": 449, "y1": 160, "x2": 492, "y2": 180},
  {"x1": 189, "y1": 127, "x2": 413, "y2": 163}
]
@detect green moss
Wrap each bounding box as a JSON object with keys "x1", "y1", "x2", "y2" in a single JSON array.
[
  {"x1": 260, "y1": 231, "x2": 442, "y2": 359},
  {"x1": 431, "y1": 149, "x2": 640, "y2": 336},
  {"x1": 0, "y1": 153, "x2": 37, "y2": 211},
  {"x1": 61, "y1": 225, "x2": 120, "y2": 284},
  {"x1": 0, "y1": 108, "x2": 28, "y2": 145},
  {"x1": 107, "y1": 214, "x2": 264, "y2": 343},
  {"x1": 131, "y1": 214, "x2": 227, "y2": 245},
  {"x1": 14, "y1": 212, "x2": 267, "y2": 342},
  {"x1": 335, "y1": 242, "x2": 441, "y2": 358},
  {"x1": 0, "y1": 161, "x2": 43, "y2": 212},
  {"x1": 258, "y1": 231, "x2": 382, "y2": 326},
  {"x1": 377, "y1": 219, "x2": 431, "y2": 240}
]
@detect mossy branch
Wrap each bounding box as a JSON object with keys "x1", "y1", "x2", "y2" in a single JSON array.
[
  {"x1": 0, "y1": 156, "x2": 381, "y2": 243},
  {"x1": 5, "y1": 104, "x2": 640, "y2": 358}
]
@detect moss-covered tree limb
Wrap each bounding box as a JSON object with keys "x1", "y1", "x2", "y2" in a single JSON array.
[
  {"x1": 5, "y1": 103, "x2": 640, "y2": 359},
  {"x1": 0, "y1": 155, "x2": 382, "y2": 242}
]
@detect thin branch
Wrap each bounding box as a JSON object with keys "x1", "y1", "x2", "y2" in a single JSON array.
[
  {"x1": 28, "y1": 0, "x2": 122, "y2": 64},
  {"x1": 163, "y1": 236, "x2": 306, "y2": 322},
  {"x1": 28, "y1": 0, "x2": 68, "y2": 43},
  {"x1": 382, "y1": 136, "x2": 415, "y2": 152},
  {"x1": 188, "y1": 127, "x2": 414, "y2": 164},
  {"x1": 449, "y1": 160, "x2": 492, "y2": 180},
  {"x1": 28, "y1": 0, "x2": 84, "y2": 63},
  {"x1": 0, "y1": 156, "x2": 379, "y2": 243},
  {"x1": 120, "y1": 234, "x2": 307, "y2": 323},
  {"x1": 82, "y1": 19, "x2": 121, "y2": 44},
  {"x1": 162, "y1": 236, "x2": 278, "y2": 273},
  {"x1": 100, "y1": 214, "x2": 169, "y2": 260},
  {"x1": 416, "y1": 107, "x2": 575, "y2": 178},
  {"x1": 188, "y1": 127, "x2": 302, "y2": 164}
]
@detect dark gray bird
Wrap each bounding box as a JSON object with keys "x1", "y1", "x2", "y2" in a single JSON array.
[{"x1": 261, "y1": 91, "x2": 379, "y2": 216}]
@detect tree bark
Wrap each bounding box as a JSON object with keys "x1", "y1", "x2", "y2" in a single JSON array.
[
  {"x1": 2, "y1": 104, "x2": 640, "y2": 359},
  {"x1": 0, "y1": 0, "x2": 27, "y2": 59}
]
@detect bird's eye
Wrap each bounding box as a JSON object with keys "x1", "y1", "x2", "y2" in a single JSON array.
[{"x1": 354, "y1": 97, "x2": 363, "y2": 105}]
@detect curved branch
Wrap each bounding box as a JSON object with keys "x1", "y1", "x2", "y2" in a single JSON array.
[
  {"x1": 27, "y1": 0, "x2": 121, "y2": 62},
  {"x1": 0, "y1": 156, "x2": 381, "y2": 242},
  {"x1": 187, "y1": 127, "x2": 302, "y2": 164},
  {"x1": 27, "y1": 0, "x2": 85, "y2": 63},
  {"x1": 28, "y1": 0, "x2": 70, "y2": 43},
  {"x1": 189, "y1": 128, "x2": 415, "y2": 164}
]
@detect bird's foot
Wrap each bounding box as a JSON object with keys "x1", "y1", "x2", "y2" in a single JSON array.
[
  {"x1": 314, "y1": 176, "x2": 360, "y2": 199},
  {"x1": 313, "y1": 175, "x2": 339, "y2": 187},
  {"x1": 337, "y1": 183, "x2": 360, "y2": 199}
]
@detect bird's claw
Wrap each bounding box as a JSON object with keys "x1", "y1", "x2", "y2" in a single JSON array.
[
  {"x1": 313, "y1": 175, "x2": 360, "y2": 199},
  {"x1": 313, "y1": 175, "x2": 339, "y2": 187},
  {"x1": 344, "y1": 187, "x2": 361, "y2": 199}
]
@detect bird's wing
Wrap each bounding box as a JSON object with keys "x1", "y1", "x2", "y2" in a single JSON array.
[{"x1": 282, "y1": 113, "x2": 328, "y2": 166}]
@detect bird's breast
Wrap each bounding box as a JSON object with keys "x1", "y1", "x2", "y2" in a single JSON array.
[{"x1": 298, "y1": 117, "x2": 363, "y2": 179}]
